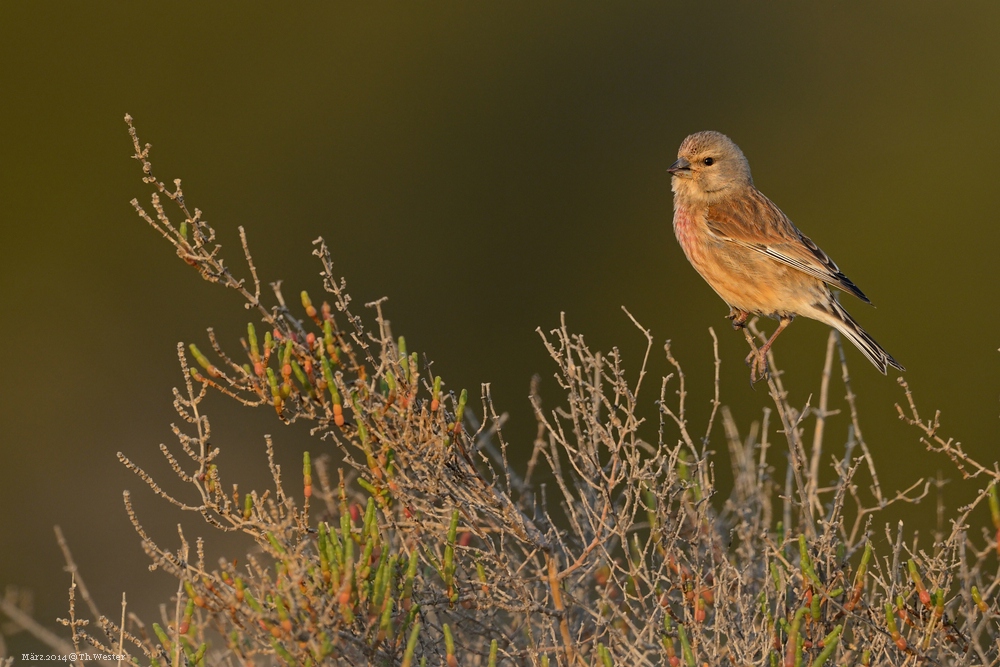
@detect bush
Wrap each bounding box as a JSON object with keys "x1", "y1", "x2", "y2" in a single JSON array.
[{"x1": 4, "y1": 116, "x2": 999, "y2": 666}]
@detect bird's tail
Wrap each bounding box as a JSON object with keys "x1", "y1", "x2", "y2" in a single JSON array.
[{"x1": 813, "y1": 298, "x2": 904, "y2": 374}]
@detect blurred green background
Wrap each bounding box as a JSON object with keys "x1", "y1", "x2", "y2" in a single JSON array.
[{"x1": 2, "y1": 3, "x2": 998, "y2": 646}]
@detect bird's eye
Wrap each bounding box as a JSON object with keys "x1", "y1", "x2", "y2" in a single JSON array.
[{"x1": 703, "y1": 157, "x2": 715, "y2": 166}]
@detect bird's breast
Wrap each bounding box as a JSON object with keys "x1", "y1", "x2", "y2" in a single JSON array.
[
  {"x1": 673, "y1": 203, "x2": 791, "y2": 316},
  {"x1": 672, "y1": 205, "x2": 705, "y2": 266}
]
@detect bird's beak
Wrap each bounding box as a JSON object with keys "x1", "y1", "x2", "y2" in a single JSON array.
[{"x1": 667, "y1": 156, "x2": 691, "y2": 175}]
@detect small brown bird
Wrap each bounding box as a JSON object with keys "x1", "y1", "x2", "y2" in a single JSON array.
[{"x1": 669, "y1": 131, "x2": 903, "y2": 381}]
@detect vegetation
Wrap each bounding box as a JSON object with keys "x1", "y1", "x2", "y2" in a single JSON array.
[{"x1": 3, "y1": 116, "x2": 1000, "y2": 666}]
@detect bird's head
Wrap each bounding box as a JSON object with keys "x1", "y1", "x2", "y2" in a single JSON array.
[{"x1": 669, "y1": 131, "x2": 753, "y2": 203}]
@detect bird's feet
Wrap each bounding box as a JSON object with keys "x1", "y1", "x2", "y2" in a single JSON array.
[
  {"x1": 740, "y1": 316, "x2": 792, "y2": 386},
  {"x1": 744, "y1": 348, "x2": 769, "y2": 384},
  {"x1": 726, "y1": 308, "x2": 750, "y2": 330},
  {"x1": 741, "y1": 326, "x2": 769, "y2": 385}
]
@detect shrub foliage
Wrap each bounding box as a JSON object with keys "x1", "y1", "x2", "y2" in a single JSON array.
[{"x1": 4, "y1": 117, "x2": 1000, "y2": 667}]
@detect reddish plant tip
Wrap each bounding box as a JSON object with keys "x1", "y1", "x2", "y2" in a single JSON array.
[
  {"x1": 304, "y1": 485, "x2": 312, "y2": 498},
  {"x1": 458, "y1": 531, "x2": 473, "y2": 547},
  {"x1": 349, "y1": 503, "x2": 362, "y2": 522},
  {"x1": 430, "y1": 399, "x2": 440, "y2": 412},
  {"x1": 306, "y1": 332, "x2": 316, "y2": 346}
]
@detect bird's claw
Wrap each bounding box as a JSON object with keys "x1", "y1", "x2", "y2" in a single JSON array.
[
  {"x1": 745, "y1": 350, "x2": 769, "y2": 385},
  {"x1": 741, "y1": 325, "x2": 769, "y2": 384},
  {"x1": 727, "y1": 308, "x2": 749, "y2": 330}
]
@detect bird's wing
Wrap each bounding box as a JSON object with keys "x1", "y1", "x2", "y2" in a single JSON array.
[{"x1": 705, "y1": 189, "x2": 871, "y2": 304}]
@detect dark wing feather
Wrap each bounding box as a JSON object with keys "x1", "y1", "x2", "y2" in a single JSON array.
[{"x1": 704, "y1": 188, "x2": 871, "y2": 304}]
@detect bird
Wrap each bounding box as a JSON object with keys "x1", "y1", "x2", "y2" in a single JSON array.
[{"x1": 668, "y1": 130, "x2": 903, "y2": 382}]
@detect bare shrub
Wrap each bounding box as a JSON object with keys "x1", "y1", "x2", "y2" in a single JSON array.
[{"x1": 5, "y1": 117, "x2": 1000, "y2": 666}]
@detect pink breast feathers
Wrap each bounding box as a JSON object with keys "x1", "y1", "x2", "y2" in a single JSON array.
[{"x1": 673, "y1": 206, "x2": 702, "y2": 264}]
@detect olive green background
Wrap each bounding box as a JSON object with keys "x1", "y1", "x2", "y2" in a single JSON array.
[{"x1": 2, "y1": 3, "x2": 998, "y2": 645}]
